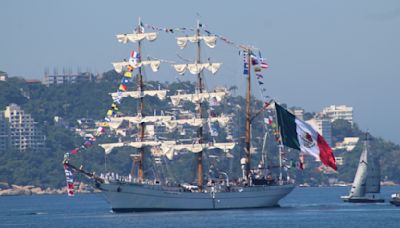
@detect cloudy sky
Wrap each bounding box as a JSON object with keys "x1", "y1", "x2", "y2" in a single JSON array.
[{"x1": 1, "y1": 0, "x2": 399, "y2": 143}]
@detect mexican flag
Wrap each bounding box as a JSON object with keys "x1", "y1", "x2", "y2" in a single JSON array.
[{"x1": 275, "y1": 103, "x2": 337, "y2": 170}]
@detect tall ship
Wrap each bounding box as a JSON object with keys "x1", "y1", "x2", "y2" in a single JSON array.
[
  {"x1": 61, "y1": 18, "x2": 339, "y2": 212},
  {"x1": 341, "y1": 133, "x2": 384, "y2": 203}
]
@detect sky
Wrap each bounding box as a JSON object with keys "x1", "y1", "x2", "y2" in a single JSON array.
[{"x1": 1, "y1": 0, "x2": 399, "y2": 144}]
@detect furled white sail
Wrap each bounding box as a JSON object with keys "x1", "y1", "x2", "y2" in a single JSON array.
[
  {"x1": 110, "y1": 90, "x2": 168, "y2": 101},
  {"x1": 176, "y1": 36, "x2": 217, "y2": 49},
  {"x1": 112, "y1": 61, "x2": 129, "y2": 73},
  {"x1": 161, "y1": 142, "x2": 235, "y2": 160},
  {"x1": 99, "y1": 141, "x2": 162, "y2": 154},
  {"x1": 142, "y1": 60, "x2": 161, "y2": 72},
  {"x1": 99, "y1": 142, "x2": 126, "y2": 154},
  {"x1": 116, "y1": 32, "x2": 157, "y2": 43},
  {"x1": 112, "y1": 60, "x2": 161, "y2": 73},
  {"x1": 173, "y1": 63, "x2": 221, "y2": 75},
  {"x1": 163, "y1": 116, "x2": 230, "y2": 130},
  {"x1": 170, "y1": 90, "x2": 228, "y2": 106},
  {"x1": 108, "y1": 116, "x2": 174, "y2": 130}
]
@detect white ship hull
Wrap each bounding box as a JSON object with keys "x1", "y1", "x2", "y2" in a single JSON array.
[{"x1": 96, "y1": 182, "x2": 295, "y2": 212}]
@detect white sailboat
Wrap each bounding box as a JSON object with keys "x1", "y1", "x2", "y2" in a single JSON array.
[
  {"x1": 341, "y1": 134, "x2": 384, "y2": 203},
  {"x1": 64, "y1": 18, "x2": 296, "y2": 212}
]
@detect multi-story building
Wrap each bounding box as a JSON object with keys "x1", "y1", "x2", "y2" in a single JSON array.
[
  {"x1": 3, "y1": 104, "x2": 45, "y2": 151},
  {"x1": 322, "y1": 105, "x2": 353, "y2": 125},
  {"x1": 43, "y1": 72, "x2": 94, "y2": 86},
  {"x1": 0, "y1": 113, "x2": 9, "y2": 151},
  {"x1": 334, "y1": 137, "x2": 359, "y2": 152},
  {"x1": 306, "y1": 117, "x2": 333, "y2": 147},
  {"x1": 293, "y1": 108, "x2": 304, "y2": 120},
  {"x1": 0, "y1": 71, "x2": 8, "y2": 81}
]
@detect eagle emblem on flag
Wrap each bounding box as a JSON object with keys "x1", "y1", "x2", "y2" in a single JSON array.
[{"x1": 300, "y1": 132, "x2": 315, "y2": 148}]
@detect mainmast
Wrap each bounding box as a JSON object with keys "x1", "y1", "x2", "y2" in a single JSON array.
[
  {"x1": 172, "y1": 21, "x2": 223, "y2": 191},
  {"x1": 137, "y1": 18, "x2": 145, "y2": 182},
  {"x1": 195, "y1": 20, "x2": 204, "y2": 191}
]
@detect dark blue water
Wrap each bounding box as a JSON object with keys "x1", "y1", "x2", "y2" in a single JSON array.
[{"x1": 1, "y1": 186, "x2": 400, "y2": 227}]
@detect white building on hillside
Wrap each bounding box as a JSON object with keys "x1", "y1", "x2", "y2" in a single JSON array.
[
  {"x1": 306, "y1": 117, "x2": 333, "y2": 147},
  {"x1": 0, "y1": 114, "x2": 9, "y2": 151},
  {"x1": 293, "y1": 108, "x2": 304, "y2": 120},
  {"x1": 43, "y1": 72, "x2": 94, "y2": 86},
  {"x1": 322, "y1": 105, "x2": 353, "y2": 124},
  {"x1": 0, "y1": 71, "x2": 8, "y2": 81},
  {"x1": 3, "y1": 104, "x2": 45, "y2": 151},
  {"x1": 335, "y1": 137, "x2": 359, "y2": 151}
]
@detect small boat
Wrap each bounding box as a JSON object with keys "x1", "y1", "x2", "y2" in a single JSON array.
[
  {"x1": 341, "y1": 133, "x2": 384, "y2": 203},
  {"x1": 390, "y1": 193, "x2": 400, "y2": 206}
]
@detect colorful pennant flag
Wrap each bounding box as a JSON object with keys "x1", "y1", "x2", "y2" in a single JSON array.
[
  {"x1": 261, "y1": 61, "x2": 269, "y2": 69},
  {"x1": 84, "y1": 140, "x2": 93, "y2": 148},
  {"x1": 124, "y1": 72, "x2": 132, "y2": 78},
  {"x1": 111, "y1": 103, "x2": 118, "y2": 110},
  {"x1": 131, "y1": 50, "x2": 139, "y2": 59},
  {"x1": 119, "y1": 84, "x2": 127, "y2": 91},
  {"x1": 243, "y1": 62, "x2": 249, "y2": 75},
  {"x1": 121, "y1": 77, "x2": 129, "y2": 84},
  {"x1": 70, "y1": 148, "x2": 79, "y2": 155},
  {"x1": 63, "y1": 164, "x2": 74, "y2": 196},
  {"x1": 251, "y1": 54, "x2": 259, "y2": 65},
  {"x1": 264, "y1": 116, "x2": 273, "y2": 125}
]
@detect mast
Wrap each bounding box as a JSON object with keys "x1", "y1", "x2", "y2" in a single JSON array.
[
  {"x1": 137, "y1": 18, "x2": 145, "y2": 182},
  {"x1": 245, "y1": 48, "x2": 251, "y2": 183},
  {"x1": 107, "y1": 20, "x2": 228, "y2": 187},
  {"x1": 196, "y1": 20, "x2": 204, "y2": 191}
]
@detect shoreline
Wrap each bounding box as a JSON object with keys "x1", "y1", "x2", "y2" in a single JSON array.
[
  {"x1": 0, "y1": 182, "x2": 99, "y2": 196},
  {"x1": 1, "y1": 182, "x2": 398, "y2": 196}
]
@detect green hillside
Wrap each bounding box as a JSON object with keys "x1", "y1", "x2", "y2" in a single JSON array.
[{"x1": 0, "y1": 72, "x2": 399, "y2": 188}]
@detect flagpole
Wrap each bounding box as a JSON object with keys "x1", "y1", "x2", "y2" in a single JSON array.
[{"x1": 278, "y1": 125, "x2": 283, "y2": 184}]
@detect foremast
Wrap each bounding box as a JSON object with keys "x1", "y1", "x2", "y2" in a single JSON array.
[
  {"x1": 114, "y1": 18, "x2": 160, "y2": 182},
  {"x1": 101, "y1": 20, "x2": 233, "y2": 189}
]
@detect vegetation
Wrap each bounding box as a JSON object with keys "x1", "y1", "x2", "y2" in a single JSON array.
[{"x1": 1, "y1": 72, "x2": 400, "y2": 188}]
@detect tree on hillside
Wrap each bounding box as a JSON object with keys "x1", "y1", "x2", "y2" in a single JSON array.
[{"x1": 331, "y1": 119, "x2": 363, "y2": 144}]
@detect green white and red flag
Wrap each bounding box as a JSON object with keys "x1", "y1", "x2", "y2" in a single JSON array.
[{"x1": 275, "y1": 103, "x2": 337, "y2": 170}]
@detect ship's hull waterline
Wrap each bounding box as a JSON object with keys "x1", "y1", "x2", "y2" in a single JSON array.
[
  {"x1": 341, "y1": 196, "x2": 384, "y2": 203},
  {"x1": 97, "y1": 182, "x2": 295, "y2": 212}
]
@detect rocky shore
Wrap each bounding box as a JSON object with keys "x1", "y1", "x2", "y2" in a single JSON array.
[{"x1": 0, "y1": 182, "x2": 99, "y2": 196}]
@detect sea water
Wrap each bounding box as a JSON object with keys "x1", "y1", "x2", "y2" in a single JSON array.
[{"x1": 0, "y1": 186, "x2": 399, "y2": 228}]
